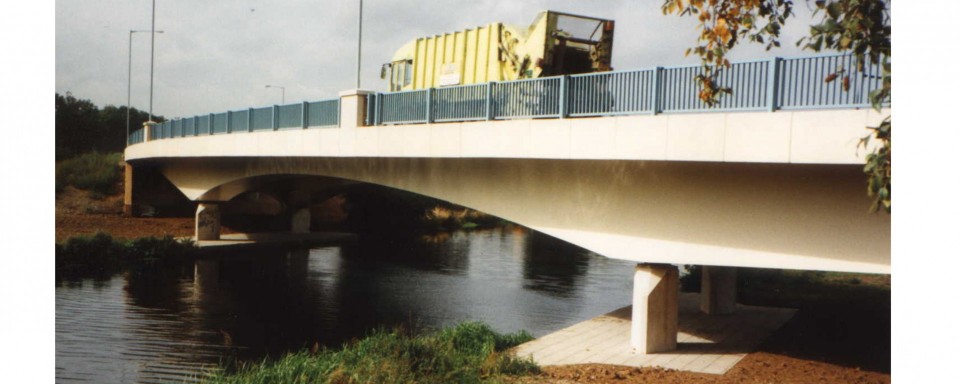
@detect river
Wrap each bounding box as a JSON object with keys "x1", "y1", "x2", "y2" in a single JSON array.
[{"x1": 55, "y1": 227, "x2": 636, "y2": 383}]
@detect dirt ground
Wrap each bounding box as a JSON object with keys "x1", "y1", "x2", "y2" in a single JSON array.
[
  {"x1": 55, "y1": 186, "x2": 196, "y2": 242},
  {"x1": 56, "y1": 188, "x2": 892, "y2": 383}
]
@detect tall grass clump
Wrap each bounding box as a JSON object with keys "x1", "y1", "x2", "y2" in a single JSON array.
[
  {"x1": 56, "y1": 232, "x2": 196, "y2": 281},
  {"x1": 203, "y1": 322, "x2": 538, "y2": 384},
  {"x1": 55, "y1": 151, "x2": 123, "y2": 196}
]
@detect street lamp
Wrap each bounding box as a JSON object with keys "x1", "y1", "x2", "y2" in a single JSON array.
[
  {"x1": 128, "y1": 29, "x2": 163, "y2": 145},
  {"x1": 357, "y1": 0, "x2": 363, "y2": 89},
  {"x1": 149, "y1": 0, "x2": 157, "y2": 123},
  {"x1": 265, "y1": 85, "x2": 286, "y2": 104}
]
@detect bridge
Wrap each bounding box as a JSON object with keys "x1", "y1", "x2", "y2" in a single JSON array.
[{"x1": 124, "y1": 53, "x2": 890, "y2": 354}]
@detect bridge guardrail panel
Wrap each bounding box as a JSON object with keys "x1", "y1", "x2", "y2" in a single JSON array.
[
  {"x1": 777, "y1": 53, "x2": 882, "y2": 110},
  {"x1": 229, "y1": 110, "x2": 249, "y2": 133},
  {"x1": 380, "y1": 89, "x2": 429, "y2": 124},
  {"x1": 250, "y1": 106, "x2": 274, "y2": 131},
  {"x1": 492, "y1": 77, "x2": 561, "y2": 120},
  {"x1": 212, "y1": 112, "x2": 229, "y2": 134},
  {"x1": 568, "y1": 69, "x2": 656, "y2": 116},
  {"x1": 433, "y1": 83, "x2": 488, "y2": 122},
  {"x1": 277, "y1": 103, "x2": 303, "y2": 129},
  {"x1": 308, "y1": 99, "x2": 340, "y2": 127}
]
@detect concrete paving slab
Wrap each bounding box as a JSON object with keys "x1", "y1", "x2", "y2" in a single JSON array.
[{"x1": 513, "y1": 292, "x2": 796, "y2": 375}]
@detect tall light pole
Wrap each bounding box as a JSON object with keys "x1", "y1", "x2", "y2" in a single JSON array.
[
  {"x1": 128, "y1": 29, "x2": 163, "y2": 145},
  {"x1": 357, "y1": 0, "x2": 363, "y2": 89},
  {"x1": 265, "y1": 85, "x2": 286, "y2": 104},
  {"x1": 149, "y1": 0, "x2": 157, "y2": 122}
]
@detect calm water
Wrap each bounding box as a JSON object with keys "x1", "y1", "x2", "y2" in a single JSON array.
[{"x1": 56, "y1": 228, "x2": 636, "y2": 383}]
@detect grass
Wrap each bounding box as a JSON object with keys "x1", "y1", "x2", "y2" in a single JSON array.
[
  {"x1": 202, "y1": 322, "x2": 539, "y2": 384},
  {"x1": 55, "y1": 151, "x2": 123, "y2": 197},
  {"x1": 55, "y1": 232, "x2": 196, "y2": 281}
]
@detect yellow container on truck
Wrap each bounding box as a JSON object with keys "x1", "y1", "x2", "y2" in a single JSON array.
[{"x1": 382, "y1": 10, "x2": 614, "y2": 92}]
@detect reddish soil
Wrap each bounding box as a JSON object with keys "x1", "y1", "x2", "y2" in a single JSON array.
[
  {"x1": 56, "y1": 187, "x2": 891, "y2": 383},
  {"x1": 55, "y1": 186, "x2": 196, "y2": 242}
]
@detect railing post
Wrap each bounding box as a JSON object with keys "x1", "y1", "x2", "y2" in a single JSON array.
[
  {"x1": 767, "y1": 57, "x2": 781, "y2": 112},
  {"x1": 374, "y1": 94, "x2": 382, "y2": 125},
  {"x1": 247, "y1": 108, "x2": 254, "y2": 132},
  {"x1": 272, "y1": 105, "x2": 279, "y2": 130},
  {"x1": 652, "y1": 67, "x2": 663, "y2": 115},
  {"x1": 208, "y1": 113, "x2": 215, "y2": 135},
  {"x1": 302, "y1": 101, "x2": 309, "y2": 129},
  {"x1": 559, "y1": 75, "x2": 568, "y2": 118},
  {"x1": 485, "y1": 82, "x2": 495, "y2": 120},
  {"x1": 426, "y1": 88, "x2": 434, "y2": 123},
  {"x1": 226, "y1": 112, "x2": 232, "y2": 134}
]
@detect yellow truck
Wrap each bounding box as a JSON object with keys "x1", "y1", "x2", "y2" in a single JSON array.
[{"x1": 381, "y1": 10, "x2": 614, "y2": 92}]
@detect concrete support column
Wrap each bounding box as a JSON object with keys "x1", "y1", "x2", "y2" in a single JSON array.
[
  {"x1": 291, "y1": 208, "x2": 311, "y2": 234},
  {"x1": 631, "y1": 263, "x2": 679, "y2": 354},
  {"x1": 288, "y1": 190, "x2": 311, "y2": 234},
  {"x1": 123, "y1": 162, "x2": 135, "y2": 217},
  {"x1": 700, "y1": 266, "x2": 738, "y2": 315},
  {"x1": 195, "y1": 202, "x2": 221, "y2": 241}
]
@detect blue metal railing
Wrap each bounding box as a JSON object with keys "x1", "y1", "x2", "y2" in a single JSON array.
[
  {"x1": 127, "y1": 98, "x2": 340, "y2": 145},
  {"x1": 369, "y1": 53, "x2": 884, "y2": 125},
  {"x1": 128, "y1": 54, "x2": 885, "y2": 145}
]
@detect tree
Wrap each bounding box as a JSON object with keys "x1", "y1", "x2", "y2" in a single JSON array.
[
  {"x1": 662, "y1": 0, "x2": 891, "y2": 212},
  {"x1": 56, "y1": 93, "x2": 163, "y2": 160}
]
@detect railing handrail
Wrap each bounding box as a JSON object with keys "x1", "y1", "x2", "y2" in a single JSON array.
[{"x1": 129, "y1": 54, "x2": 886, "y2": 146}]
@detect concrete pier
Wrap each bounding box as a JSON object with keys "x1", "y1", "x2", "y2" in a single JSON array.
[
  {"x1": 513, "y1": 292, "x2": 796, "y2": 375},
  {"x1": 700, "y1": 266, "x2": 738, "y2": 315},
  {"x1": 631, "y1": 264, "x2": 679, "y2": 354},
  {"x1": 195, "y1": 203, "x2": 221, "y2": 241}
]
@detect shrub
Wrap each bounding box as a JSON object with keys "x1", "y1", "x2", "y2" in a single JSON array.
[
  {"x1": 55, "y1": 151, "x2": 123, "y2": 196},
  {"x1": 203, "y1": 322, "x2": 538, "y2": 384}
]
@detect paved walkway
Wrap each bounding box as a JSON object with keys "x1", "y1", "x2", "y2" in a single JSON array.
[
  {"x1": 191, "y1": 232, "x2": 357, "y2": 249},
  {"x1": 513, "y1": 293, "x2": 796, "y2": 375}
]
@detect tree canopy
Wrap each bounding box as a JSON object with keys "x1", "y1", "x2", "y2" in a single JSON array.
[
  {"x1": 55, "y1": 93, "x2": 164, "y2": 160},
  {"x1": 662, "y1": 0, "x2": 891, "y2": 212}
]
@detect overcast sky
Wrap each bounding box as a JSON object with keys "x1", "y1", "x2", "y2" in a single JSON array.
[{"x1": 56, "y1": 0, "x2": 820, "y2": 118}]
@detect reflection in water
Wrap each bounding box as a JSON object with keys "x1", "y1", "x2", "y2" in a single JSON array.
[{"x1": 56, "y1": 228, "x2": 635, "y2": 383}]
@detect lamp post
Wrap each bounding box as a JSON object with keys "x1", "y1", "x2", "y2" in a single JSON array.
[
  {"x1": 148, "y1": 0, "x2": 157, "y2": 123},
  {"x1": 265, "y1": 85, "x2": 286, "y2": 104},
  {"x1": 127, "y1": 29, "x2": 163, "y2": 146},
  {"x1": 357, "y1": 0, "x2": 363, "y2": 89}
]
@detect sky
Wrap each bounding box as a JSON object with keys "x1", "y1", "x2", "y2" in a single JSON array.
[{"x1": 55, "y1": 0, "x2": 821, "y2": 118}]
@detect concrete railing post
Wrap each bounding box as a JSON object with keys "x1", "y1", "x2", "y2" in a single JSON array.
[
  {"x1": 631, "y1": 263, "x2": 679, "y2": 354},
  {"x1": 338, "y1": 89, "x2": 375, "y2": 128},
  {"x1": 142, "y1": 121, "x2": 156, "y2": 142}
]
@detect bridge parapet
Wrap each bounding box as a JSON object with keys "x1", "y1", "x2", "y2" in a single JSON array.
[{"x1": 128, "y1": 53, "x2": 886, "y2": 146}]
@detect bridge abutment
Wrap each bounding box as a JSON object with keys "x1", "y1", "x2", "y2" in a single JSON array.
[
  {"x1": 123, "y1": 162, "x2": 134, "y2": 217},
  {"x1": 631, "y1": 263, "x2": 679, "y2": 354},
  {"x1": 195, "y1": 203, "x2": 221, "y2": 241},
  {"x1": 700, "y1": 266, "x2": 738, "y2": 315}
]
